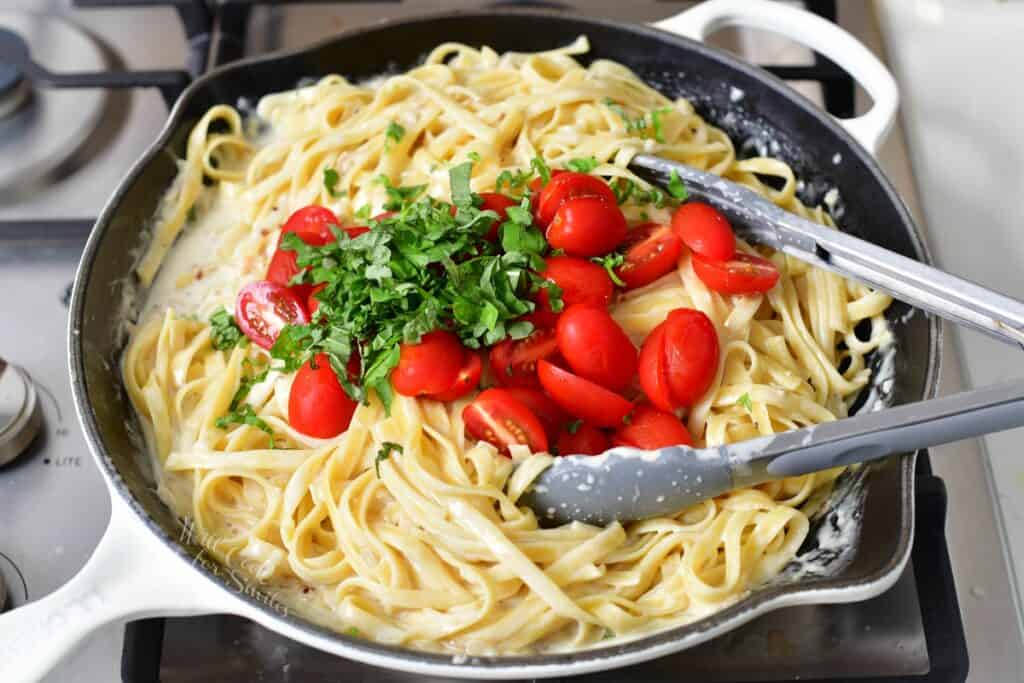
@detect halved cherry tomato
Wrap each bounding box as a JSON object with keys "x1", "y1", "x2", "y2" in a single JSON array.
[
  {"x1": 392, "y1": 330, "x2": 466, "y2": 397},
  {"x1": 692, "y1": 251, "x2": 780, "y2": 295},
  {"x1": 535, "y1": 172, "x2": 617, "y2": 227},
  {"x1": 463, "y1": 388, "x2": 549, "y2": 455},
  {"x1": 671, "y1": 202, "x2": 736, "y2": 262},
  {"x1": 547, "y1": 196, "x2": 627, "y2": 258},
  {"x1": 519, "y1": 310, "x2": 560, "y2": 330},
  {"x1": 289, "y1": 353, "x2": 358, "y2": 438},
  {"x1": 615, "y1": 223, "x2": 683, "y2": 289},
  {"x1": 556, "y1": 304, "x2": 637, "y2": 391},
  {"x1": 638, "y1": 308, "x2": 719, "y2": 410},
  {"x1": 266, "y1": 206, "x2": 339, "y2": 293},
  {"x1": 478, "y1": 192, "x2": 518, "y2": 241},
  {"x1": 535, "y1": 256, "x2": 614, "y2": 322},
  {"x1": 505, "y1": 387, "x2": 566, "y2": 442},
  {"x1": 612, "y1": 405, "x2": 693, "y2": 449},
  {"x1": 537, "y1": 360, "x2": 633, "y2": 428},
  {"x1": 528, "y1": 168, "x2": 567, "y2": 213},
  {"x1": 307, "y1": 283, "x2": 327, "y2": 315},
  {"x1": 489, "y1": 327, "x2": 559, "y2": 389},
  {"x1": 235, "y1": 280, "x2": 309, "y2": 350},
  {"x1": 431, "y1": 352, "x2": 483, "y2": 402},
  {"x1": 556, "y1": 422, "x2": 610, "y2": 456}
]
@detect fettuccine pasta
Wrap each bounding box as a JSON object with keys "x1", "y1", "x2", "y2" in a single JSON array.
[{"x1": 123, "y1": 38, "x2": 892, "y2": 654}]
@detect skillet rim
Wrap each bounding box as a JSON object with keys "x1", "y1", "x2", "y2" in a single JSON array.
[{"x1": 68, "y1": 7, "x2": 941, "y2": 677}]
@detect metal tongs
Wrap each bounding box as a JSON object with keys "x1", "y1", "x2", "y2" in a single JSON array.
[{"x1": 520, "y1": 155, "x2": 1024, "y2": 525}]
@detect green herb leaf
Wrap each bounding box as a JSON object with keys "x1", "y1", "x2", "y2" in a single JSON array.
[
  {"x1": 651, "y1": 107, "x2": 672, "y2": 143},
  {"x1": 449, "y1": 161, "x2": 475, "y2": 210},
  {"x1": 376, "y1": 441, "x2": 403, "y2": 477},
  {"x1": 384, "y1": 120, "x2": 405, "y2": 151},
  {"x1": 566, "y1": 419, "x2": 583, "y2": 434},
  {"x1": 209, "y1": 308, "x2": 248, "y2": 351},
  {"x1": 667, "y1": 169, "x2": 688, "y2": 200},
  {"x1": 530, "y1": 156, "x2": 551, "y2": 185},
  {"x1": 354, "y1": 204, "x2": 371, "y2": 220},
  {"x1": 467, "y1": 151, "x2": 481, "y2": 163},
  {"x1": 324, "y1": 168, "x2": 342, "y2": 198},
  {"x1": 566, "y1": 157, "x2": 599, "y2": 174},
  {"x1": 738, "y1": 393, "x2": 753, "y2": 412},
  {"x1": 229, "y1": 367, "x2": 269, "y2": 412},
  {"x1": 495, "y1": 168, "x2": 534, "y2": 193},
  {"x1": 347, "y1": 627, "x2": 361, "y2": 637},
  {"x1": 374, "y1": 174, "x2": 426, "y2": 211},
  {"x1": 215, "y1": 404, "x2": 274, "y2": 442},
  {"x1": 186, "y1": 205, "x2": 198, "y2": 223},
  {"x1": 591, "y1": 252, "x2": 626, "y2": 287}
]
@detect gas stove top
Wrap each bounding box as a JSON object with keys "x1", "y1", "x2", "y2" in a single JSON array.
[{"x1": 0, "y1": 1, "x2": 995, "y2": 681}]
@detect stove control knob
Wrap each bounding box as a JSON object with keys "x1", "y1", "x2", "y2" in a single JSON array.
[{"x1": 0, "y1": 359, "x2": 42, "y2": 466}]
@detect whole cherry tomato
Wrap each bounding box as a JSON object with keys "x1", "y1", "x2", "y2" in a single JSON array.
[
  {"x1": 235, "y1": 280, "x2": 309, "y2": 350},
  {"x1": 391, "y1": 330, "x2": 466, "y2": 397},
  {"x1": 535, "y1": 256, "x2": 614, "y2": 322},
  {"x1": 534, "y1": 172, "x2": 617, "y2": 227},
  {"x1": 692, "y1": 252, "x2": 780, "y2": 295},
  {"x1": 463, "y1": 388, "x2": 549, "y2": 455},
  {"x1": 537, "y1": 360, "x2": 633, "y2": 428},
  {"x1": 430, "y1": 352, "x2": 483, "y2": 402},
  {"x1": 556, "y1": 304, "x2": 637, "y2": 392},
  {"x1": 289, "y1": 353, "x2": 358, "y2": 438},
  {"x1": 615, "y1": 223, "x2": 683, "y2": 289},
  {"x1": 556, "y1": 422, "x2": 610, "y2": 456},
  {"x1": 489, "y1": 327, "x2": 560, "y2": 389},
  {"x1": 546, "y1": 196, "x2": 627, "y2": 257},
  {"x1": 670, "y1": 201, "x2": 735, "y2": 262},
  {"x1": 612, "y1": 405, "x2": 693, "y2": 449},
  {"x1": 638, "y1": 308, "x2": 719, "y2": 411}
]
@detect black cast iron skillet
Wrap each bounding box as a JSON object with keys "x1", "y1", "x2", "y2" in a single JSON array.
[{"x1": 1, "y1": 6, "x2": 940, "y2": 681}]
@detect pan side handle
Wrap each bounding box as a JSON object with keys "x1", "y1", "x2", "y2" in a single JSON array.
[
  {"x1": 0, "y1": 494, "x2": 243, "y2": 682},
  {"x1": 652, "y1": 0, "x2": 899, "y2": 157}
]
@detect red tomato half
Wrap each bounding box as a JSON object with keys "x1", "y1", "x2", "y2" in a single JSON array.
[
  {"x1": 547, "y1": 196, "x2": 627, "y2": 257},
  {"x1": 556, "y1": 305, "x2": 637, "y2": 392},
  {"x1": 692, "y1": 252, "x2": 781, "y2": 295},
  {"x1": 537, "y1": 360, "x2": 633, "y2": 428},
  {"x1": 392, "y1": 330, "x2": 466, "y2": 397},
  {"x1": 671, "y1": 202, "x2": 735, "y2": 262},
  {"x1": 613, "y1": 405, "x2": 693, "y2": 450},
  {"x1": 535, "y1": 172, "x2": 617, "y2": 227},
  {"x1": 505, "y1": 387, "x2": 566, "y2": 442},
  {"x1": 489, "y1": 327, "x2": 559, "y2": 389},
  {"x1": 639, "y1": 308, "x2": 719, "y2": 410},
  {"x1": 463, "y1": 388, "x2": 549, "y2": 455},
  {"x1": 616, "y1": 223, "x2": 683, "y2": 289},
  {"x1": 289, "y1": 353, "x2": 358, "y2": 438},
  {"x1": 430, "y1": 352, "x2": 483, "y2": 402},
  {"x1": 266, "y1": 206, "x2": 340, "y2": 292},
  {"x1": 556, "y1": 422, "x2": 610, "y2": 456},
  {"x1": 535, "y1": 256, "x2": 614, "y2": 321},
  {"x1": 235, "y1": 280, "x2": 309, "y2": 350},
  {"x1": 479, "y1": 192, "x2": 518, "y2": 241},
  {"x1": 307, "y1": 283, "x2": 327, "y2": 315}
]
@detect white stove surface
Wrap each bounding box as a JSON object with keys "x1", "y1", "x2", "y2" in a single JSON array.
[{"x1": 0, "y1": 1, "x2": 1021, "y2": 682}]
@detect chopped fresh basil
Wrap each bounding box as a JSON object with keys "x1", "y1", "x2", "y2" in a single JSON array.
[
  {"x1": 323, "y1": 167, "x2": 342, "y2": 198},
  {"x1": 384, "y1": 120, "x2": 405, "y2": 150},
  {"x1": 449, "y1": 161, "x2": 475, "y2": 210},
  {"x1": 376, "y1": 441, "x2": 403, "y2": 477},
  {"x1": 566, "y1": 157, "x2": 599, "y2": 174},
  {"x1": 214, "y1": 404, "x2": 274, "y2": 441},
  {"x1": 209, "y1": 308, "x2": 247, "y2": 351},
  {"x1": 530, "y1": 156, "x2": 551, "y2": 185},
  {"x1": 650, "y1": 107, "x2": 672, "y2": 144},
  {"x1": 566, "y1": 419, "x2": 583, "y2": 435},
  {"x1": 738, "y1": 393, "x2": 753, "y2": 412},
  {"x1": 467, "y1": 151, "x2": 481, "y2": 163},
  {"x1": 667, "y1": 169, "x2": 688, "y2": 200},
  {"x1": 591, "y1": 252, "x2": 626, "y2": 287}
]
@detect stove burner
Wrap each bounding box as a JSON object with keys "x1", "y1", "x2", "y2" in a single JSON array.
[
  {"x1": 0, "y1": 60, "x2": 28, "y2": 118},
  {"x1": 0, "y1": 12, "x2": 107, "y2": 194},
  {"x1": 0, "y1": 359, "x2": 42, "y2": 467}
]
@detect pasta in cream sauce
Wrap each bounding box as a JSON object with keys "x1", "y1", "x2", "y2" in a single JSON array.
[{"x1": 123, "y1": 37, "x2": 892, "y2": 654}]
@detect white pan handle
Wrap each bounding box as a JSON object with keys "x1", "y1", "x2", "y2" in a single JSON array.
[
  {"x1": 653, "y1": 0, "x2": 899, "y2": 156},
  {"x1": 0, "y1": 494, "x2": 242, "y2": 683}
]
